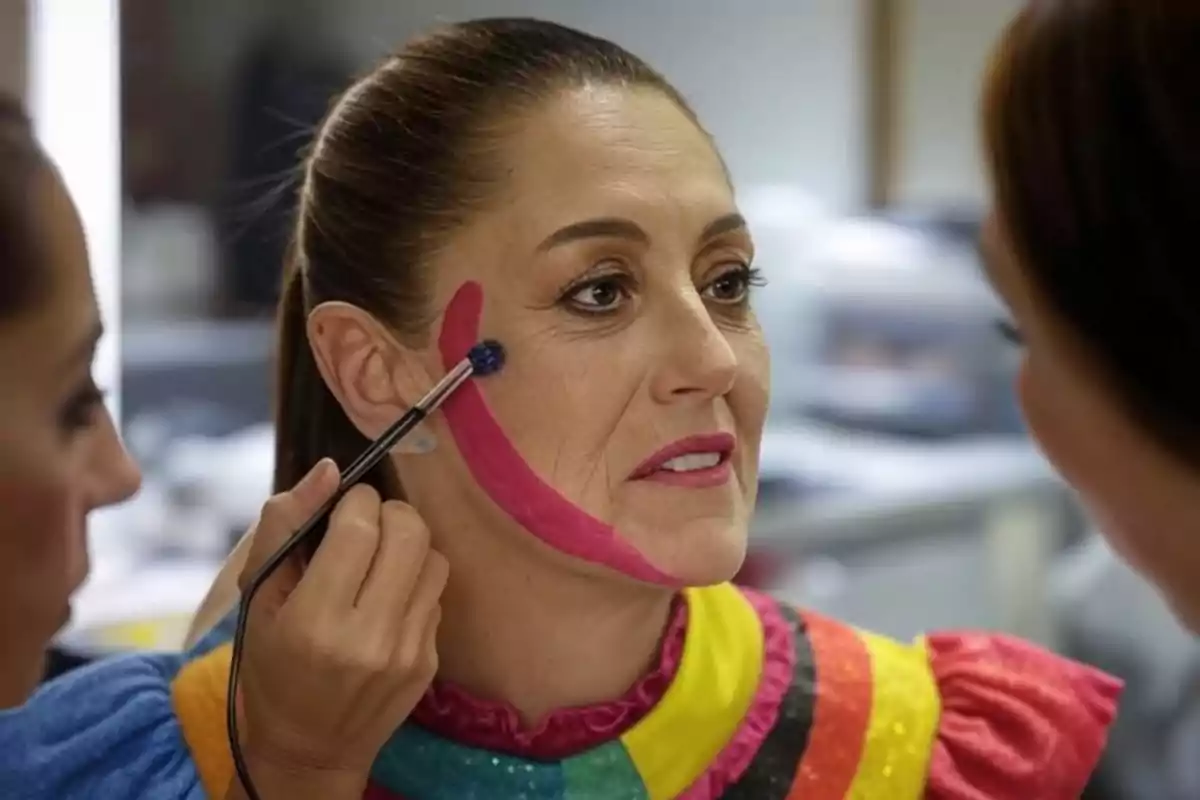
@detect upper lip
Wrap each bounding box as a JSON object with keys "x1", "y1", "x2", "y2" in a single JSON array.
[{"x1": 629, "y1": 432, "x2": 737, "y2": 479}]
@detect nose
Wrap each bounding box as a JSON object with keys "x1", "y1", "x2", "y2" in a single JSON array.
[
  {"x1": 84, "y1": 409, "x2": 142, "y2": 509},
  {"x1": 649, "y1": 290, "x2": 739, "y2": 404}
]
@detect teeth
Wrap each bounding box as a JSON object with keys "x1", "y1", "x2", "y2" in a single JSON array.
[{"x1": 660, "y1": 452, "x2": 721, "y2": 472}]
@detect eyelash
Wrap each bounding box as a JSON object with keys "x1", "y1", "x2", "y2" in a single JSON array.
[
  {"x1": 995, "y1": 319, "x2": 1024, "y2": 346},
  {"x1": 561, "y1": 263, "x2": 765, "y2": 316},
  {"x1": 59, "y1": 378, "x2": 106, "y2": 434}
]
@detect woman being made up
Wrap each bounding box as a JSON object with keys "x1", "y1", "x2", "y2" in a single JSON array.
[
  {"x1": 0, "y1": 96, "x2": 454, "y2": 800},
  {"x1": 982, "y1": 2, "x2": 1200, "y2": 629},
  {"x1": 6, "y1": 19, "x2": 1119, "y2": 800}
]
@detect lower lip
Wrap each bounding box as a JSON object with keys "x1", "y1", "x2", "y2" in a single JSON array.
[{"x1": 635, "y1": 459, "x2": 733, "y2": 488}]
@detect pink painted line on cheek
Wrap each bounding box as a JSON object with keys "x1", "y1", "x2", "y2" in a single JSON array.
[{"x1": 436, "y1": 281, "x2": 678, "y2": 586}]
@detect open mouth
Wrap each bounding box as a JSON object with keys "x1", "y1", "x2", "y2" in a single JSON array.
[{"x1": 630, "y1": 433, "x2": 736, "y2": 488}]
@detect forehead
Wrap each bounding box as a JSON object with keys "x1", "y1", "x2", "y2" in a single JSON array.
[
  {"x1": 0, "y1": 168, "x2": 97, "y2": 373},
  {"x1": 496, "y1": 85, "x2": 732, "y2": 224}
]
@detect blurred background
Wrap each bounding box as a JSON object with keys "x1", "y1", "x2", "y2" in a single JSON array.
[{"x1": 7, "y1": 1, "x2": 1200, "y2": 797}]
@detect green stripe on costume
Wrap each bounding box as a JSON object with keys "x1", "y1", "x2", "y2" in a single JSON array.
[
  {"x1": 562, "y1": 740, "x2": 649, "y2": 799},
  {"x1": 371, "y1": 725, "x2": 567, "y2": 799}
]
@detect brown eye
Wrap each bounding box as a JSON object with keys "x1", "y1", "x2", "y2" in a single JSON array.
[
  {"x1": 703, "y1": 265, "x2": 763, "y2": 304},
  {"x1": 564, "y1": 274, "x2": 633, "y2": 314}
]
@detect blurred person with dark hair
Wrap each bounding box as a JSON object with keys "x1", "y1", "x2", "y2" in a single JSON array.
[
  {"x1": 0, "y1": 94, "x2": 452, "y2": 800},
  {"x1": 981, "y1": 0, "x2": 1200, "y2": 632},
  {"x1": 0, "y1": 94, "x2": 144, "y2": 708}
]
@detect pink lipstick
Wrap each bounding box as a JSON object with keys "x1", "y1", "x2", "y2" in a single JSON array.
[{"x1": 629, "y1": 432, "x2": 736, "y2": 489}]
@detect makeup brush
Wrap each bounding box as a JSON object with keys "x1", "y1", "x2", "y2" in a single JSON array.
[{"x1": 228, "y1": 338, "x2": 506, "y2": 800}]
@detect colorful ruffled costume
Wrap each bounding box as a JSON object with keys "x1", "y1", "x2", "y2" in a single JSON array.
[{"x1": 0, "y1": 583, "x2": 1120, "y2": 799}]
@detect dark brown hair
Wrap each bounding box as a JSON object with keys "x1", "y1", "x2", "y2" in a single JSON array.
[
  {"x1": 0, "y1": 93, "x2": 51, "y2": 321},
  {"x1": 984, "y1": 0, "x2": 1200, "y2": 463},
  {"x1": 275, "y1": 18, "x2": 700, "y2": 543}
]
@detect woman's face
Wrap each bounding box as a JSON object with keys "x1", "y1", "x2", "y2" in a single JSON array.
[
  {"x1": 0, "y1": 167, "x2": 141, "y2": 707},
  {"x1": 982, "y1": 214, "x2": 1200, "y2": 630},
  {"x1": 404, "y1": 85, "x2": 768, "y2": 586}
]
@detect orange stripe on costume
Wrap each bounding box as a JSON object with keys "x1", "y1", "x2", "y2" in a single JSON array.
[
  {"x1": 785, "y1": 611, "x2": 873, "y2": 800},
  {"x1": 170, "y1": 642, "x2": 236, "y2": 798}
]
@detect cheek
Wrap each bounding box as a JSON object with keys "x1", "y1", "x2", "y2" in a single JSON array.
[
  {"x1": 730, "y1": 336, "x2": 769, "y2": 460},
  {"x1": 733, "y1": 334, "x2": 770, "y2": 422},
  {"x1": 1019, "y1": 356, "x2": 1186, "y2": 567},
  {"x1": 486, "y1": 345, "x2": 632, "y2": 495},
  {"x1": 1017, "y1": 357, "x2": 1095, "y2": 485},
  {"x1": 0, "y1": 467, "x2": 84, "y2": 607}
]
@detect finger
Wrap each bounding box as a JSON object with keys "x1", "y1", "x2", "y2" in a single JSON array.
[
  {"x1": 239, "y1": 459, "x2": 338, "y2": 592},
  {"x1": 293, "y1": 483, "x2": 384, "y2": 610},
  {"x1": 403, "y1": 550, "x2": 449, "y2": 628},
  {"x1": 356, "y1": 501, "x2": 430, "y2": 618},
  {"x1": 392, "y1": 563, "x2": 446, "y2": 677},
  {"x1": 414, "y1": 600, "x2": 442, "y2": 680}
]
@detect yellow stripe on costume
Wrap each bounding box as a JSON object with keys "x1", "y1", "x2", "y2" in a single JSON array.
[
  {"x1": 620, "y1": 583, "x2": 764, "y2": 800},
  {"x1": 845, "y1": 633, "x2": 941, "y2": 800},
  {"x1": 170, "y1": 642, "x2": 236, "y2": 798}
]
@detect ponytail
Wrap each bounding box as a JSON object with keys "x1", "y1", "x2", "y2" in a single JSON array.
[{"x1": 273, "y1": 242, "x2": 395, "y2": 555}]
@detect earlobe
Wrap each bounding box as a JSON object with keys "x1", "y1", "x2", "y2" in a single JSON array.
[{"x1": 306, "y1": 302, "x2": 439, "y2": 453}]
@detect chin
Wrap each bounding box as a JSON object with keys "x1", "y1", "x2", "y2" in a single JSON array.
[
  {"x1": 0, "y1": 648, "x2": 47, "y2": 710},
  {"x1": 634, "y1": 520, "x2": 750, "y2": 588}
]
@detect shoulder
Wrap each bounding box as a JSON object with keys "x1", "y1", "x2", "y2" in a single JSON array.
[
  {"x1": 734, "y1": 591, "x2": 1121, "y2": 800},
  {"x1": 920, "y1": 630, "x2": 1122, "y2": 800},
  {"x1": 0, "y1": 651, "x2": 208, "y2": 800}
]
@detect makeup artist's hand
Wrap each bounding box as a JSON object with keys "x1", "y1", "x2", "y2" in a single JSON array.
[{"x1": 231, "y1": 459, "x2": 448, "y2": 792}]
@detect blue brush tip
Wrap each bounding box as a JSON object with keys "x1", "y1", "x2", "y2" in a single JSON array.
[{"x1": 467, "y1": 339, "x2": 506, "y2": 377}]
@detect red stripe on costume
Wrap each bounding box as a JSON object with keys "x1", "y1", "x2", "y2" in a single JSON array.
[{"x1": 785, "y1": 611, "x2": 873, "y2": 800}]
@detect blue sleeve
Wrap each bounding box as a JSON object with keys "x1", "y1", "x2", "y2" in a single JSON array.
[
  {"x1": 0, "y1": 652, "x2": 208, "y2": 800},
  {"x1": 190, "y1": 604, "x2": 239, "y2": 657}
]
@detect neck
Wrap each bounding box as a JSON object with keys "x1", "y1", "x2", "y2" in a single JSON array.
[{"x1": 432, "y1": 536, "x2": 675, "y2": 725}]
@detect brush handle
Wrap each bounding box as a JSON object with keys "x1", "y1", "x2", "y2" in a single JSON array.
[{"x1": 242, "y1": 406, "x2": 427, "y2": 587}]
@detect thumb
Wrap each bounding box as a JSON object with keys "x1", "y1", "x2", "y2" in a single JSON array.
[{"x1": 239, "y1": 459, "x2": 339, "y2": 592}]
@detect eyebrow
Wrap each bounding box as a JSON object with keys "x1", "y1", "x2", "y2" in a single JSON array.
[{"x1": 536, "y1": 212, "x2": 748, "y2": 252}]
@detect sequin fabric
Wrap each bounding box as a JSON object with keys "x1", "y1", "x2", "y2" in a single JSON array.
[
  {"x1": 370, "y1": 725, "x2": 650, "y2": 799},
  {"x1": 844, "y1": 632, "x2": 940, "y2": 799},
  {"x1": 786, "y1": 610, "x2": 874, "y2": 799},
  {"x1": 718, "y1": 604, "x2": 814, "y2": 800}
]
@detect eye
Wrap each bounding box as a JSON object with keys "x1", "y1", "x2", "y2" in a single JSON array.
[
  {"x1": 564, "y1": 274, "x2": 632, "y2": 314},
  {"x1": 995, "y1": 319, "x2": 1024, "y2": 346},
  {"x1": 59, "y1": 377, "x2": 106, "y2": 436},
  {"x1": 703, "y1": 264, "x2": 764, "y2": 305}
]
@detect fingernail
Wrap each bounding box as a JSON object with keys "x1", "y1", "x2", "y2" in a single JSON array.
[
  {"x1": 305, "y1": 458, "x2": 336, "y2": 487},
  {"x1": 316, "y1": 457, "x2": 337, "y2": 482}
]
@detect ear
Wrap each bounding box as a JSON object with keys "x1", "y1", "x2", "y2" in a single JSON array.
[{"x1": 306, "y1": 301, "x2": 438, "y2": 454}]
